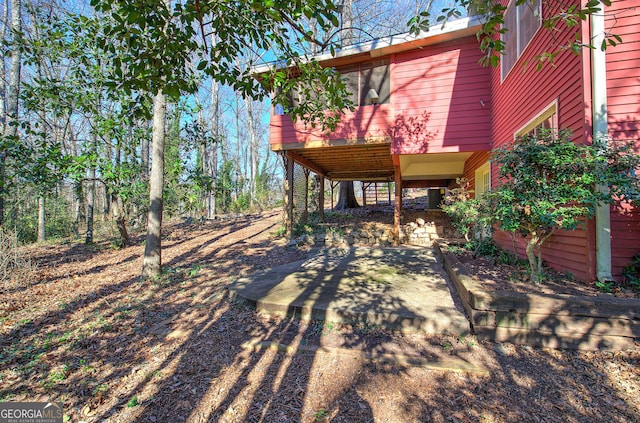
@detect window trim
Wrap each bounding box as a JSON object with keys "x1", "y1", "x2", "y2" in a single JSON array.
[
  {"x1": 475, "y1": 161, "x2": 492, "y2": 239},
  {"x1": 501, "y1": 0, "x2": 542, "y2": 82},
  {"x1": 475, "y1": 161, "x2": 491, "y2": 198},
  {"x1": 515, "y1": 99, "x2": 559, "y2": 139},
  {"x1": 336, "y1": 59, "x2": 391, "y2": 107}
]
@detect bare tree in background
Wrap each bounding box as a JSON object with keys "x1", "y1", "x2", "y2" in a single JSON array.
[
  {"x1": 141, "y1": 0, "x2": 170, "y2": 278},
  {"x1": 335, "y1": 0, "x2": 360, "y2": 210},
  {"x1": 204, "y1": 35, "x2": 219, "y2": 218},
  {"x1": 142, "y1": 90, "x2": 166, "y2": 278},
  {"x1": 0, "y1": 1, "x2": 7, "y2": 143},
  {"x1": 1, "y1": 0, "x2": 22, "y2": 227}
]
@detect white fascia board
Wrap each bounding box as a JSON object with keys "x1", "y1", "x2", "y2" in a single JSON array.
[{"x1": 252, "y1": 16, "x2": 484, "y2": 75}]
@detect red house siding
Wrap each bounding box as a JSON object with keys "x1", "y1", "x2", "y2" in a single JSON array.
[
  {"x1": 606, "y1": 0, "x2": 640, "y2": 278},
  {"x1": 267, "y1": 4, "x2": 638, "y2": 281},
  {"x1": 391, "y1": 36, "x2": 492, "y2": 155},
  {"x1": 270, "y1": 104, "x2": 394, "y2": 147},
  {"x1": 270, "y1": 36, "x2": 492, "y2": 154},
  {"x1": 462, "y1": 151, "x2": 490, "y2": 193},
  {"x1": 490, "y1": 0, "x2": 594, "y2": 281}
]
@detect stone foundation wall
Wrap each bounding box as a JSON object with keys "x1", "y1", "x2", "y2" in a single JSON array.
[
  {"x1": 292, "y1": 211, "x2": 460, "y2": 247},
  {"x1": 400, "y1": 217, "x2": 453, "y2": 246},
  {"x1": 295, "y1": 227, "x2": 395, "y2": 247}
]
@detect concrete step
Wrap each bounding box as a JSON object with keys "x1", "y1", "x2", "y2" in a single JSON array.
[{"x1": 228, "y1": 247, "x2": 471, "y2": 335}]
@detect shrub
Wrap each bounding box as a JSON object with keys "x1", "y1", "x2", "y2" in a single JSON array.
[
  {"x1": 487, "y1": 129, "x2": 640, "y2": 283},
  {"x1": 443, "y1": 129, "x2": 640, "y2": 284},
  {"x1": 441, "y1": 178, "x2": 491, "y2": 242},
  {"x1": 622, "y1": 253, "x2": 640, "y2": 292},
  {"x1": 0, "y1": 228, "x2": 37, "y2": 288}
]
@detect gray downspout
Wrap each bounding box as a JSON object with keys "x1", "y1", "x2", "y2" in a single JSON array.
[{"x1": 591, "y1": 6, "x2": 613, "y2": 282}]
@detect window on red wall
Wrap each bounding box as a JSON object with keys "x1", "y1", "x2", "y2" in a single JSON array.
[
  {"x1": 516, "y1": 100, "x2": 558, "y2": 139},
  {"x1": 359, "y1": 60, "x2": 390, "y2": 105},
  {"x1": 279, "y1": 59, "x2": 390, "y2": 114},
  {"x1": 501, "y1": 0, "x2": 542, "y2": 81},
  {"x1": 337, "y1": 59, "x2": 390, "y2": 106}
]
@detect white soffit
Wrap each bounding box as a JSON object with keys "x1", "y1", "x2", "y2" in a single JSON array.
[
  {"x1": 399, "y1": 152, "x2": 473, "y2": 180},
  {"x1": 252, "y1": 16, "x2": 483, "y2": 75}
]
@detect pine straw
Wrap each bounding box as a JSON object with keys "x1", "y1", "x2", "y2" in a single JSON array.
[{"x1": 0, "y1": 210, "x2": 638, "y2": 422}]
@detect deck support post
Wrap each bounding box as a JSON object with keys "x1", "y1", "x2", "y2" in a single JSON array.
[
  {"x1": 362, "y1": 182, "x2": 367, "y2": 207},
  {"x1": 393, "y1": 167, "x2": 402, "y2": 246},
  {"x1": 318, "y1": 176, "x2": 325, "y2": 222},
  {"x1": 284, "y1": 155, "x2": 294, "y2": 239},
  {"x1": 303, "y1": 168, "x2": 310, "y2": 224},
  {"x1": 331, "y1": 181, "x2": 339, "y2": 210}
]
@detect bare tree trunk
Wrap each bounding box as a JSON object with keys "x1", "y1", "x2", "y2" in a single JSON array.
[
  {"x1": 202, "y1": 135, "x2": 217, "y2": 217},
  {"x1": 1, "y1": 0, "x2": 22, "y2": 227},
  {"x1": 138, "y1": 122, "x2": 149, "y2": 227},
  {"x1": 0, "y1": 0, "x2": 7, "y2": 135},
  {"x1": 197, "y1": 77, "x2": 218, "y2": 218},
  {"x1": 110, "y1": 138, "x2": 129, "y2": 246},
  {"x1": 334, "y1": 181, "x2": 360, "y2": 210},
  {"x1": 111, "y1": 193, "x2": 129, "y2": 247},
  {"x1": 525, "y1": 237, "x2": 539, "y2": 283},
  {"x1": 141, "y1": 126, "x2": 150, "y2": 179},
  {"x1": 526, "y1": 230, "x2": 554, "y2": 283},
  {"x1": 204, "y1": 148, "x2": 217, "y2": 218},
  {"x1": 244, "y1": 96, "x2": 257, "y2": 207},
  {"x1": 37, "y1": 195, "x2": 45, "y2": 242},
  {"x1": 142, "y1": 90, "x2": 166, "y2": 278},
  {"x1": 69, "y1": 130, "x2": 82, "y2": 237},
  {"x1": 73, "y1": 183, "x2": 82, "y2": 237},
  {"x1": 205, "y1": 35, "x2": 219, "y2": 218},
  {"x1": 85, "y1": 166, "x2": 96, "y2": 244},
  {"x1": 103, "y1": 132, "x2": 113, "y2": 219},
  {"x1": 85, "y1": 130, "x2": 98, "y2": 243},
  {"x1": 234, "y1": 94, "x2": 241, "y2": 202},
  {"x1": 341, "y1": 0, "x2": 354, "y2": 45},
  {"x1": 85, "y1": 167, "x2": 95, "y2": 244}
]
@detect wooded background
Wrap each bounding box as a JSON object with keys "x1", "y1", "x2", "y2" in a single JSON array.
[{"x1": 0, "y1": 0, "x2": 451, "y2": 247}]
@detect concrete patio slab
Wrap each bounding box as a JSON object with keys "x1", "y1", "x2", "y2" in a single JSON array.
[{"x1": 228, "y1": 247, "x2": 470, "y2": 335}]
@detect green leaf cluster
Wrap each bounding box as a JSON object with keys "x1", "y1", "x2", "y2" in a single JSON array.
[
  {"x1": 486, "y1": 129, "x2": 640, "y2": 282},
  {"x1": 441, "y1": 178, "x2": 492, "y2": 242},
  {"x1": 444, "y1": 128, "x2": 639, "y2": 283},
  {"x1": 88, "y1": 0, "x2": 350, "y2": 130},
  {"x1": 408, "y1": 0, "x2": 621, "y2": 69}
]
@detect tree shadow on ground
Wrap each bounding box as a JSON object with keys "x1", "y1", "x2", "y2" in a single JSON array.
[
  {"x1": 2, "y1": 214, "x2": 638, "y2": 422},
  {"x1": 128, "y1": 248, "x2": 464, "y2": 421}
]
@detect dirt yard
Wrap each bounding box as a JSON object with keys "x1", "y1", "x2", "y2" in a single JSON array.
[{"x1": 1, "y1": 209, "x2": 639, "y2": 422}]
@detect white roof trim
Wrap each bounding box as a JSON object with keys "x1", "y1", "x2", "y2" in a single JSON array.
[{"x1": 253, "y1": 16, "x2": 483, "y2": 74}]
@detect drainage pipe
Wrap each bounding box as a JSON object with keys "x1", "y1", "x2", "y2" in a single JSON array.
[{"x1": 591, "y1": 5, "x2": 613, "y2": 281}]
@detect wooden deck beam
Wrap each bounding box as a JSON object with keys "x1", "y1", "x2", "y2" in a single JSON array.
[
  {"x1": 402, "y1": 179, "x2": 449, "y2": 189},
  {"x1": 271, "y1": 136, "x2": 391, "y2": 152},
  {"x1": 285, "y1": 151, "x2": 327, "y2": 178}
]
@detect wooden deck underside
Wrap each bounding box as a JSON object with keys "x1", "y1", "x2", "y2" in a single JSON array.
[{"x1": 281, "y1": 142, "x2": 395, "y2": 182}]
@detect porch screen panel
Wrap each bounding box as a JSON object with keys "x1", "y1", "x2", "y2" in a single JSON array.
[
  {"x1": 501, "y1": 2, "x2": 518, "y2": 78},
  {"x1": 338, "y1": 65, "x2": 359, "y2": 107},
  {"x1": 519, "y1": 0, "x2": 541, "y2": 53},
  {"x1": 359, "y1": 59, "x2": 390, "y2": 105}
]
